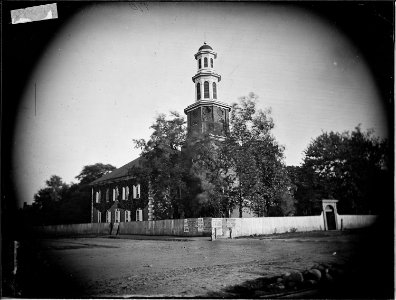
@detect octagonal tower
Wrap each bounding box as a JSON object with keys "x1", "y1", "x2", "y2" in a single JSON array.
[{"x1": 184, "y1": 43, "x2": 231, "y2": 139}]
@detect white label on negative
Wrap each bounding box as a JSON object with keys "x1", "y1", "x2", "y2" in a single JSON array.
[{"x1": 11, "y1": 3, "x2": 58, "y2": 24}]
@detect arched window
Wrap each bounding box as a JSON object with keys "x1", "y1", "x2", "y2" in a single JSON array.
[
  {"x1": 210, "y1": 58, "x2": 213, "y2": 68},
  {"x1": 198, "y1": 59, "x2": 201, "y2": 69},
  {"x1": 204, "y1": 81, "x2": 209, "y2": 98},
  {"x1": 204, "y1": 57, "x2": 208, "y2": 67},
  {"x1": 213, "y1": 82, "x2": 217, "y2": 99},
  {"x1": 196, "y1": 83, "x2": 201, "y2": 100}
]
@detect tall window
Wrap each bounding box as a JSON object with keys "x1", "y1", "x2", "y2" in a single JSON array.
[
  {"x1": 97, "y1": 211, "x2": 101, "y2": 223},
  {"x1": 213, "y1": 82, "x2": 217, "y2": 99},
  {"x1": 95, "y1": 191, "x2": 100, "y2": 203},
  {"x1": 113, "y1": 189, "x2": 116, "y2": 201},
  {"x1": 133, "y1": 184, "x2": 141, "y2": 199},
  {"x1": 196, "y1": 83, "x2": 201, "y2": 100},
  {"x1": 136, "y1": 209, "x2": 143, "y2": 221},
  {"x1": 198, "y1": 58, "x2": 201, "y2": 69},
  {"x1": 204, "y1": 57, "x2": 208, "y2": 67},
  {"x1": 210, "y1": 58, "x2": 213, "y2": 68},
  {"x1": 204, "y1": 81, "x2": 209, "y2": 98},
  {"x1": 126, "y1": 186, "x2": 129, "y2": 200},
  {"x1": 106, "y1": 211, "x2": 111, "y2": 223},
  {"x1": 115, "y1": 209, "x2": 120, "y2": 223},
  {"x1": 106, "y1": 189, "x2": 109, "y2": 202},
  {"x1": 125, "y1": 210, "x2": 131, "y2": 222}
]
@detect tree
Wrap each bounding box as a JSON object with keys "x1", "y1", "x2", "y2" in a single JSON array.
[
  {"x1": 34, "y1": 175, "x2": 68, "y2": 208},
  {"x1": 224, "y1": 93, "x2": 295, "y2": 217},
  {"x1": 75, "y1": 163, "x2": 116, "y2": 185},
  {"x1": 183, "y1": 93, "x2": 295, "y2": 217},
  {"x1": 131, "y1": 112, "x2": 188, "y2": 219},
  {"x1": 32, "y1": 175, "x2": 69, "y2": 224},
  {"x1": 295, "y1": 126, "x2": 389, "y2": 214},
  {"x1": 27, "y1": 163, "x2": 117, "y2": 225}
]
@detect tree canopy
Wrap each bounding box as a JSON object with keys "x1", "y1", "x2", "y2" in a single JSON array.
[
  {"x1": 223, "y1": 93, "x2": 294, "y2": 216},
  {"x1": 290, "y1": 126, "x2": 389, "y2": 215},
  {"x1": 131, "y1": 112, "x2": 188, "y2": 219},
  {"x1": 75, "y1": 163, "x2": 116, "y2": 185},
  {"x1": 24, "y1": 163, "x2": 116, "y2": 225}
]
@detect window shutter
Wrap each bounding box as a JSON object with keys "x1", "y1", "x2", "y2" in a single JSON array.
[
  {"x1": 197, "y1": 83, "x2": 201, "y2": 100},
  {"x1": 213, "y1": 82, "x2": 217, "y2": 99}
]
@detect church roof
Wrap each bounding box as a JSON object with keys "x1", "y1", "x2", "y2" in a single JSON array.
[
  {"x1": 89, "y1": 156, "x2": 144, "y2": 185},
  {"x1": 198, "y1": 43, "x2": 213, "y2": 51}
]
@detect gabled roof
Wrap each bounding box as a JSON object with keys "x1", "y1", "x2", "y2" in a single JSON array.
[{"x1": 90, "y1": 156, "x2": 144, "y2": 185}]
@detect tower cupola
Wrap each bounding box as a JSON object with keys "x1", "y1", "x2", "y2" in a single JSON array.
[
  {"x1": 184, "y1": 43, "x2": 231, "y2": 139},
  {"x1": 192, "y1": 42, "x2": 221, "y2": 101}
]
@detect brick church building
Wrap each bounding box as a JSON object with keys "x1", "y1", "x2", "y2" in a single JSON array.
[{"x1": 90, "y1": 43, "x2": 252, "y2": 223}]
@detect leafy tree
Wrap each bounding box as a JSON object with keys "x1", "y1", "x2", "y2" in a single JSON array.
[
  {"x1": 33, "y1": 175, "x2": 68, "y2": 208},
  {"x1": 294, "y1": 126, "x2": 389, "y2": 214},
  {"x1": 27, "y1": 163, "x2": 117, "y2": 225},
  {"x1": 131, "y1": 112, "x2": 188, "y2": 219},
  {"x1": 184, "y1": 134, "x2": 236, "y2": 217},
  {"x1": 287, "y1": 165, "x2": 322, "y2": 215},
  {"x1": 224, "y1": 93, "x2": 295, "y2": 217},
  {"x1": 75, "y1": 163, "x2": 116, "y2": 185},
  {"x1": 32, "y1": 175, "x2": 69, "y2": 224}
]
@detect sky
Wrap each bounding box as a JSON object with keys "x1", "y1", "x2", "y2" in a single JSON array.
[{"x1": 12, "y1": 2, "x2": 388, "y2": 206}]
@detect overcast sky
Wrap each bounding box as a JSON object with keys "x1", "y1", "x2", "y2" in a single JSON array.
[{"x1": 12, "y1": 2, "x2": 388, "y2": 206}]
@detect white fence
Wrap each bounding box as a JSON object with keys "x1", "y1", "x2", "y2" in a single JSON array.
[
  {"x1": 33, "y1": 214, "x2": 377, "y2": 238},
  {"x1": 213, "y1": 213, "x2": 378, "y2": 238},
  {"x1": 337, "y1": 215, "x2": 378, "y2": 230}
]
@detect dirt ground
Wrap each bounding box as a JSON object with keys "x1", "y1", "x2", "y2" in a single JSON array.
[{"x1": 9, "y1": 229, "x2": 393, "y2": 298}]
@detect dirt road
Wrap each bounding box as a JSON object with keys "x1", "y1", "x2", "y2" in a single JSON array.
[{"x1": 14, "y1": 230, "x2": 375, "y2": 298}]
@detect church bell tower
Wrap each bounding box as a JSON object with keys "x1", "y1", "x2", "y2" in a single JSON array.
[{"x1": 184, "y1": 43, "x2": 231, "y2": 139}]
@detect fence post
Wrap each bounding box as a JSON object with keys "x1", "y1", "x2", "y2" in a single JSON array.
[{"x1": 211, "y1": 228, "x2": 216, "y2": 241}]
